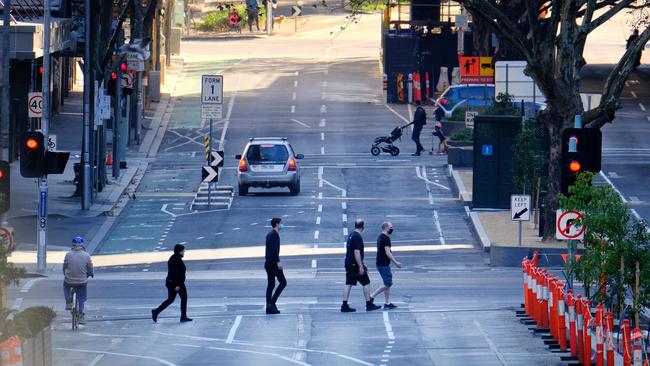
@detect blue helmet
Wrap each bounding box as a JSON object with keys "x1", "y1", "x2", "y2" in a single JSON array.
[{"x1": 72, "y1": 236, "x2": 85, "y2": 246}]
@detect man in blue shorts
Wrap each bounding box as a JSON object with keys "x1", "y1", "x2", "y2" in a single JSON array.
[{"x1": 370, "y1": 222, "x2": 402, "y2": 309}]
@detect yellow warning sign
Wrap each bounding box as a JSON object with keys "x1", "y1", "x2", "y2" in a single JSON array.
[{"x1": 479, "y1": 57, "x2": 494, "y2": 76}]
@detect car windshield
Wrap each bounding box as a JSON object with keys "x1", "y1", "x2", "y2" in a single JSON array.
[{"x1": 246, "y1": 144, "x2": 289, "y2": 164}]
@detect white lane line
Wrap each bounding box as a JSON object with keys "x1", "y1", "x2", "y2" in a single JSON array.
[
  {"x1": 292, "y1": 92, "x2": 296, "y2": 101},
  {"x1": 291, "y1": 105, "x2": 296, "y2": 113},
  {"x1": 342, "y1": 214, "x2": 348, "y2": 222},
  {"x1": 321, "y1": 133, "x2": 325, "y2": 141},
  {"x1": 318, "y1": 166, "x2": 324, "y2": 178},
  {"x1": 218, "y1": 76, "x2": 240, "y2": 151},
  {"x1": 384, "y1": 104, "x2": 410, "y2": 124},
  {"x1": 415, "y1": 166, "x2": 450, "y2": 190},
  {"x1": 295, "y1": 71, "x2": 299, "y2": 76},
  {"x1": 319, "y1": 118, "x2": 326, "y2": 127},
  {"x1": 343, "y1": 228, "x2": 349, "y2": 236},
  {"x1": 250, "y1": 223, "x2": 258, "y2": 226},
  {"x1": 233, "y1": 228, "x2": 240, "y2": 231},
  {"x1": 20, "y1": 278, "x2": 44, "y2": 292},
  {"x1": 630, "y1": 196, "x2": 641, "y2": 202},
  {"x1": 321, "y1": 147, "x2": 325, "y2": 155},
  {"x1": 320, "y1": 105, "x2": 327, "y2": 113},
  {"x1": 631, "y1": 91, "x2": 638, "y2": 99},
  {"x1": 311, "y1": 259, "x2": 317, "y2": 268},
  {"x1": 294, "y1": 80, "x2": 298, "y2": 87},
  {"x1": 205, "y1": 345, "x2": 310, "y2": 366},
  {"x1": 631, "y1": 209, "x2": 643, "y2": 221},
  {"x1": 383, "y1": 312, "x2": 396, "y2": 340},
  {"x1": 318, "y1": 192, "x2": 323, "y2": 199},
  {"x1": 319, "y1": 180, "x2": 324, "y2": 188},
  {"x1": 161, "y1": 204, "x2": 178, "y2": 218},
  {"x1": 12, "y1": 297, "x2": 23, "y2": 310},
  {"x1": 316, "y1": 217, "x2": 321, "y2": 225},
  {"x1": 321, "y1": 179, "x2": 347, "y2": 196},
  {"x1": 640, "y1": 103, "x2": 646, "y2": 112},
  {"x1": 318, "y1": 204, "x2": 323, "y2": 212},
  {"x1": 647, "y1": 116, "x2": 650, "y2": 123},
  {"x1": 474, "y1": 320, "x2": 508, "y2": 365},
  {"x1": 599, "y1": 171, "x2": 627, "y2": 203},
  {"x1": 314, "y1": 231, "x2": 320, "y2": 240},
  {"x1": 290, "y1": 118, "x2": 311, "y2": 128},
  {"x1": 321, "y1": 92, "x2": 326, "y2": 100},
  {"x1": 608, "y1": 171, "x2": 620, "y2": 178},
  {"x1": 342, "y1": 202, "x2": 346, "y2": 210},
  {"x1": 433, "y1": 210, "x2": 446, "y2": 245},
  {"x1": 226, "y1": 315, "x2": 243, "y2": 344},
  {"x1": 56, "y1": 348, "x2": 177, "y2": 366},
  {"x1": 88, "y1": 354, "x2": 105, "y2": 366}
]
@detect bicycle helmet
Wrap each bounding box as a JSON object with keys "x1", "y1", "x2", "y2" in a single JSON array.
[{"x1": 72, "y1": 236, "x2": 85, "y2": 246}]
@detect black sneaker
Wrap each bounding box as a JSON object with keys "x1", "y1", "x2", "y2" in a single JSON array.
[
  {"x1": 180, "y1": 317, "x2": 193, "y2": 323},
  {"x1": 341, "y1": 304, "x2": 356, "y2": 313},
  {"x1": 366, "y1": 303, "x2": 381, "y2": 311},
  {"x1": 151, "y1": 309, "x2": 158, "y2": 323},
  {"x1": 369, "y1": 297, "x2": 374, "y2": 304},
  {"x1": 411, "y1": 152, "x2": 421, "y2": 156},
  {"x1": 266, "y1": 307, "x2": 280, "y2": 314},
  {"x1": 384, "y1": 303, "x2": 397, "y2": 310}
]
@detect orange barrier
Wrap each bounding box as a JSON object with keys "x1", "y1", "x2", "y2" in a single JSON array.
[
  {"x1": 577, "y1": 295, "x2": 585, "y2": 364},
  {"x1": 596, "y1": 304, "x2": 604, "y2": 366},
  {"x1": 622, "y1": 319, "x2": 632, "y2": 366},
  {"x1": 413, "y1": 71, "x2": 421, "y2": 103},
  {"x1": 605, "y1": 312, "x2": 615, "y2": 366},
  {"x1": 0, "y1": 336, "x2": 23, "y2": 366},
  {"x1": 584, "y1": 299, "x2": 593, "y2": 366},
  {"x1": 633, "y1": 327, "x2": 643, "y2": 366},
  {"x1": 568, "y1": 291, "x2": 578, "y2": 357}
]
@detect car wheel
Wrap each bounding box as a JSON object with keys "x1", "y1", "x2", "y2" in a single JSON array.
[
  {"x1": 238, "y1": 184, "x2": 249, "y2": 196},
  {"x1": 371, "y1": 146, "x2": 381, "y2": 156},
  {"x1": 390, "y1": 147, "x2": 400, "y2": 156},
  {"x1": 289, "y1": 182, "x2": 301, "y2": 196}
]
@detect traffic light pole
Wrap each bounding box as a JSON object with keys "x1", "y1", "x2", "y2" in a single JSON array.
[
  {"x1": 37, "y1": 0, "x2": 51, "y2": 273},
  {"x1": 566, "y1": 115, "x2": 581, "y2": 290},
  {"x1": 81, "y1": 0, "x2": 91, "y2": 210}
]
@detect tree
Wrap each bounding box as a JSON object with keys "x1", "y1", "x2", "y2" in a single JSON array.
[{"x1": 460, "y1": 0, "x2": 650, "y2": 239}]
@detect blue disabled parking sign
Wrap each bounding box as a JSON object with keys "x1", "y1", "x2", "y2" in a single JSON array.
[{"x1": 482, "y1": 144, "x2": 493, "y2": 156}]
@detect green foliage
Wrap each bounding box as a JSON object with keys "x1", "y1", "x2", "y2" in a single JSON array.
[
  {"x1": 448, "y1": 107, "x2": 467, "y2": 121},
  {"x1": 560, "y1": 172, "x2": 650, "y2": 322},
  {"x1": 449, "y1": 128, "x2": 473, "y2": 141},
  {"x1": 0, "y1": 307, "x2": 56, "y2": 342},
  {"x1": 199, "y1": 5, "x2": 266, "y2": 32},
  {"x1": 512, "y1": 118, "x2": 547, "y2": 194},
  {"x1": 350, "y1": 0, "x2": 386, "y2": 11},
  {"x1": 0, "y1": 240, "x2": 26, "y2": 290},
  {"x1": 483, "y1": 92, "x2": 519, "y2": 115}
]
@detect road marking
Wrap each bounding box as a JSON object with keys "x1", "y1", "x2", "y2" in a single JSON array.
[
  {"x1": 608, "y1": 172, "x2": 620, "y2": 178},
  {"x1": 292, "y1": 92, "x2": 296, "y2": 101},
  {"x1": 318, "y1": 204, "x2": 323, "y2": 212},
  {"x1": 318, "y1": 192, "x2": 323, "y2": 199},
  {"x1": 320, "y1": 179, "x2": 347, "y2": 196},
  {"x1": 250, "y1": 223, "x2": 258, "y2": 226},
  {"x1": 415, "y1": 166, "x2": 450, "y2": 190},
  {"x1": 319, "y1": 118, "x2": 326, "y2": 127},
  {"x1": 291, "y1": 105, "x2": 296, "y2": 113},
  {"x1": 218, "y1": 76, "x2": 240, "y2": 151},
  {"x1": 630, "y1": 196, "x2": 641, "y2": 202},
  {"x1": 384, "y1": 104, "x2": 410, "y2": 124},
  {"x1": 56, "y1": 348, "x2": 177, "y2": 366},
  {"x1": 311, "y1": 259, "x2": 317, "y2": 268},
  {"x1": 647, "y1": 116, "x2": 650, "y2": 123},
  {"x1": 290, "y1": 118, "x2": 310, "y2": 128},
  {"x1": 321, "y1": 147, "x2": 325, "y2": 155},
  {"x1": 321, "y1": 92, "x2": 326, "y2": 100},
  {"x1": 226, "y1": 315, "x2": 243, "y2": 344},
  {"x1": 295, "y1": 71, "x2": 299, "y2": 76},
  {"x1": 161, "y1": 204, "x2": 178, "y2": 218},
  {"x1": 342, "y1": 214, "x2": 347, "y2": 222},
  {"x1": 20, "y1": 277, "x2": 43, "y2": 292},
  {"x1": 631, "y1": 91, "x2": 638, "y2": 98},
  {"x1": 321, "y1": 133, "x2": 325, "y2": 141},
  {"x1": 320, "y1": 105, "x2": 327, "y2": 113},
  {"x1": 386, "y1": 214, "x2": 416, "y2": 218},
  {"x1": 640, "y1": 103, "x2": 646, "y2": 112},
  {"x1": 383, "y1": 312, "x2": 395, "y2": 340},
  {"x1": 314, "y1": 231, "x2": 320, "y2": 239},
  {"x1": 316, "y1": 217, "x2": 321, "y2": 225},
  {"x1": 599, "y1": 171, "x2": 627, "y2": 203},
  {"x1": 433, "y1": 210, "x2": 446, "y2": 245},
  {"x1": 342, "y1": 202, "x2": 347, "y2": 210},
  {"x1": 12, "y1": 297, "x2": 23, "y2": 310},
  {"x1": 474, "y1": 320, "x2": 508, "y2": 365},
  {"x1": 343, "y1": 228, "x2": 348, "y2": 236},
  {"x1": 88, "y1": 354, "x2": 105, "y2": 366},
  {"x1": 294, "y1": 80, "x2": 298, "y2": 87}
]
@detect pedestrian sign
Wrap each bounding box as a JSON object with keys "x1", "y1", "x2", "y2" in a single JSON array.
[
  {"x1": 556, "y1": 209, "x2": 585, "y2": 240},
  {"x1": 459, "y1": 55, "x2": 494, "y2": 83},
  {"x1": 511, "y1": 195, "x2": 531, "y2": 221},
  {"x1": 481, "y1": 144, "x2": 493, "y2": 156}
]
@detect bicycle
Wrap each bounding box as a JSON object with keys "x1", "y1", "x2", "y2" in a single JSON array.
[{"x1": 70, "y1": 287, "x2": 80, "y2": 330}]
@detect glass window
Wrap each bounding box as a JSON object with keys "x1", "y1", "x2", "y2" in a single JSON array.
[
  {"x1": 246, "y1": 144, "x2": 289, "y2": 163},
  {"x1": 468, "y1": 87, "x2": 487, "y2": 100}
]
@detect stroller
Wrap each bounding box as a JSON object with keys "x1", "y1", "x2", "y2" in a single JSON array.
[{"x1": 371, "y1": 124, "x2": 408, "y2": 156}]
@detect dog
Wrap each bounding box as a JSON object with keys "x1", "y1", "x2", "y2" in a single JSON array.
[{"x1": 273, "y1": 15, "x2": 285, "y2": 28}]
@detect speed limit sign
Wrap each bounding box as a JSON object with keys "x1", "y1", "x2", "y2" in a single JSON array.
[{"x1": 28, "y1": 92, "x2": 43, "y2": 118}]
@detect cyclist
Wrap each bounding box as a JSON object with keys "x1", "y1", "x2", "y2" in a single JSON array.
[{"x1": 63, "y1": 236, "x2": 94, "y2": 325}]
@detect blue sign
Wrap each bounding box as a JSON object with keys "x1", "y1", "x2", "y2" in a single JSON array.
[
  {"x1": 39, "y1": 191, "x2": 47, "y2": 218},
  {"x1": 482, "y1": 144, "x2": 493, "y2": 156}
]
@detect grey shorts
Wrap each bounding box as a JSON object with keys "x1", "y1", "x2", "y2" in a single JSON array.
[{"x1": 377, "y1": 266, "x2": 393, "y2": 287}]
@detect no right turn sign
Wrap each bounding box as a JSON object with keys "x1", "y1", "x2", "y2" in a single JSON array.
[{"x1": 556, "y1": 210, "x2": 585, "y2": 240}]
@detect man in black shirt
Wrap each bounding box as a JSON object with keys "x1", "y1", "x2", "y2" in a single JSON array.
[
  {"x1": 341, "y1": 219, "x2": 382, "y2": 312},
  {"x1": 265, "y1": 217, "x2": 287, "y2": 314},
  {"x1": 370, "y1": 222, "x2": 402, "y2": 309},
  {"x1": 410, "y1": 100, "x2": 427, "y2": 156},
  {"x1": 152, "y1": 244, "x2": 192, "y2": 323}
]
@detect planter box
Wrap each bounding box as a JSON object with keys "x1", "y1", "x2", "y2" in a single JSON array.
[
  {"x1": 21, "y1": 326, "x2": 52, "y2": 366},
  {"x1": 447, "y1": 146, "x2": 473, "y2": 167}
]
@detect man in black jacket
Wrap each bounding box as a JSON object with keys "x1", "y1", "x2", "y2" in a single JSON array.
[
  {"x1": 265, "y1": 217, "x2": 287, "y2": 314},
  {"x1": 411, "y1": 101, "x2": 427, "y2": 156},
  {"x1": 152, "y1": 244, "x2": 192, "y2": 323}
]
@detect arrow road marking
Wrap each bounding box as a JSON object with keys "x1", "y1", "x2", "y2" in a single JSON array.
[{"x1": 290, "y1": 118, "x2": 311, "y2": 128}]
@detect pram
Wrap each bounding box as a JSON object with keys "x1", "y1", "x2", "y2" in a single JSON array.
[{"x1": 371, "y1": 125, "x2": 408, "y2": 156}]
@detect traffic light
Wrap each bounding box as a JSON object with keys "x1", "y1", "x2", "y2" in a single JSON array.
[
  {"x1": 560, "y1": 128, "x2": 602, "y2": 195},
  {"x1": 0, "y1": 161, "x2": 10, "y2": 213},
  {"x1": 20, "y1": 131, "x2": 45, "y2": 178}
]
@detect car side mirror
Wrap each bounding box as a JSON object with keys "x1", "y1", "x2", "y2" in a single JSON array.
[
  {"x1": 235, "y1": 154, "x2": 242, "y2": 160},
  {"x1": 296, "y1": 154, "x2": 304, "y2": 160}
]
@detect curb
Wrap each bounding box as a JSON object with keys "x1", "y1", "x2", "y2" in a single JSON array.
[{"x1": 448, "y1": 164, "x2": 490, "y2": 252}]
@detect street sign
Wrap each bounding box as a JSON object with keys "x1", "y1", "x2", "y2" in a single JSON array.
[
  {"x1": 99, "y1": 95, "x2": 111, "y2": 119},
  {"x1": 455, "y1": 14, "x2": 469, "y2": 31},
  {"x1": 47, "y1": 135, "x2": 57, "y2": 151},
  {"x1": 292, "y1": 5, "x2": 302, "y2": 16},
  {"x1": 121, "y1": 72, "x2": 134, "y2": 89},
  {"x1": 202, "y1": 166, "x2": 219, "y2": 183},
  {"x1": 28, "y1": 92, "x2": 43, "y2": 118},
  {"x1": 511, "y1": 195, "x2": 531, "y2": 221},
  {"x1": 465, "y1": 111, "x2": 478, "y2": 129},
  {"x1": 201, "y1": 104, "x2": 223, "y2": 119},
  {"x1": 459, "y1": 55, "x2": 494, "y2": 84},
  {"x1": 127, "y1": 51, "x2": 144, "y2": 71},
  {"x1": 201, "y1": 75, "x2": 223, "y2": 104},
  {"x1": 210, "y1": 151, "x2": 224, "y2": 167},
  {"x1": 556, "y1": 209, "x2": 585, "y2": 240}
]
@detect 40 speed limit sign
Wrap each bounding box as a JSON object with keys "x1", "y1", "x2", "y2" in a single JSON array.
[{"x1": 28, "y1": 92, "x2": 43, "y2": 118}]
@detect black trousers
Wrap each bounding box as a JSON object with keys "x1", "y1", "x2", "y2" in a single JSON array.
[
  {"x1": 412, "y1": 129, "x2": 424, "y2": 152},
  {"x1": 155, "y1": 283, "x2": 188, "y2": 318},
  {"x1": 265, "y1": 262, "x2": 287, "y2": 306}
]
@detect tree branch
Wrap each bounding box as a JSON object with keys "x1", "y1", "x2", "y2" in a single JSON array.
[
  {"x1": 581, "y1": 0, "x2": 636, "y2": 35},
  {"x1": 584, "y1": 25, "x2": 650, "y2": 128},
  {"x1": 524, "y1": 0, "x2": 539, "y2": 46},
  {"x1": 581, "y1": 0, "x2": 598, "y2": 26}
]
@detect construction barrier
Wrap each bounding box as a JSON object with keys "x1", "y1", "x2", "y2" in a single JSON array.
[
  {"x1": 0, "y1": 336, "x2": 23, "y2": 366},
  {"x1": 407, "y1": 73, "x2": 413, "y2": 104},
  {"x1": 396, "y1": 73, "x2": 405, "y2": 103},
  {"x1": 413, "y1": 71, "x2": 421, "y2": 103},
  {"x1": 521, "y1": 254, "x2": 648, "y2": 366}
]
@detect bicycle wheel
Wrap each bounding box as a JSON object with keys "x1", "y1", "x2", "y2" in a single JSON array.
[{"x1": 71, "y1": 291, "x2": 78, "y2": 330}]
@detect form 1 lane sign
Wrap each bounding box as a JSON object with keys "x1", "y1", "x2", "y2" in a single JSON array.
[{"x1": 201, "y1": 75, "x2": 223, "y2": 104}]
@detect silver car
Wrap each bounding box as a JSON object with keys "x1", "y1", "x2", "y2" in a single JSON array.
[{"x1": 235, "y1": 138, "x2": 303, "y2": 196}]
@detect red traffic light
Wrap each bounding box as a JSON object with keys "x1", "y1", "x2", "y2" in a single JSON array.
[
  {"x1": 569, "y1": 160, "x2": 581, "y2": 172},
  {"x1": 26, "y1": 138, "x2": 39, "y2": 150},
  {"x1": 111, "y1": 72, "x2": 117, "y2": 79},
  {"x1": 39, "y1": 66, "x2": 44, "y2": 74},
  {"x1": 120, "y1": 63, "x2": 127, "y2": 71}
]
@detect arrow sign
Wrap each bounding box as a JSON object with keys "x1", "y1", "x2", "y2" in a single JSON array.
[
  {"x1": 556, "y1": 210, "x2": 585, "y2": 240},
  {"x1": 210, "y1": 151, "x2": 224, "y2": 167},
  {"x1": 292, "y1": 5, "x2": 302, "y2": 16},
  {"x1": 202, "y1": 166, "x2": 219, "y2": 183},
  {"x1": 513, "y1": 208, "x2": 528, "y2": 220}
]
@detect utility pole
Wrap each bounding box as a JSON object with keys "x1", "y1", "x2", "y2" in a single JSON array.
[
  {"x1": 81, "y1": 0, "x2": 92, "y2": 209},
  {"x1": 2, "y1": 0, "x2": 10, "y2": 162},
  {"x1": 266, "y1": 0, "x2": 272, "y2": 35},
  {"x1": 113, "y1": 62, "x2": 121, "y2": 178},
  {"x1": 37, "y1": 0, "x2": 51, "y2": 272},
  {"x1": 133, "y1": 0, "x2": 143, "y2": 144}
]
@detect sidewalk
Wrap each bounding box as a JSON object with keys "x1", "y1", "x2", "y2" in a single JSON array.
[
  {"x1": 8, "y1": 57, "x2": 184, "y2": 272},
  {"x1": 448, "y1": 165, "x2": 581, "y2": 267}
]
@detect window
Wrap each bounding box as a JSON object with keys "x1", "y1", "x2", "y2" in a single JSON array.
[{"x1": 246, "y1": 144, "x2": 289, "y2": 163}]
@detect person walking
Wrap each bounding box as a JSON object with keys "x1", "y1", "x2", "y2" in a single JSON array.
[
  {"x1": 265, "y1": 217, "x2": 287, "y2": 314},
  {"x1": 63, "y1": 236, "x2": 94, "y2": 325},
  {"x1": 626, "y1": 29, "x2": 642, "y2": 69},
  {"x1": 246, "y1": 0, "x2": 260, "y2": 32},
  {"x1": 370, "y1": 222, "x2": 402, "y2": 309},
  {"x1": 433, "y1": 122, "x2": 450, "y2": 154},
  {"x1": 341, "y1": 219, "x2": 382, "y2": 312},
  {"x1": 152, "y1": 244, "x2": 192, "y2": 323},
  {"x1": 410, "y1": 101, "x2": 427, "y2": 156}
]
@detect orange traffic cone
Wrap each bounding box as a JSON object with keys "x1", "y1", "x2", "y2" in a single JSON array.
[{"x1": 107, "y1": 149, "x2": 113, "y2": 166}]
